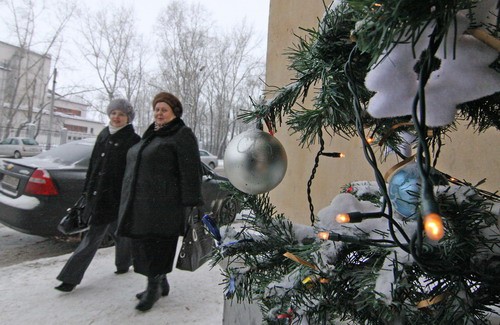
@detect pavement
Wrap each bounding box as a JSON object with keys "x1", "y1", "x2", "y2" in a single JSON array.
[{"x1": 0, "y1": 244, "x2": 226, "y2": 325}]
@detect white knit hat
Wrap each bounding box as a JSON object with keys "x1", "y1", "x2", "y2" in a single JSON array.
[{"x1": 106, "y1": 98, "x2": 135, "y2": 123}]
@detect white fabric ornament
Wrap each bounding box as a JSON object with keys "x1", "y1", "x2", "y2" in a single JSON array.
[{"x1": 365, "y1": 2, "x2": 500, "y2": 127}]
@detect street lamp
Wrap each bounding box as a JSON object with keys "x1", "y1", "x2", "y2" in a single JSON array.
[{"x1": 45, "y1": 68, "x2": 57, "y2": 150}]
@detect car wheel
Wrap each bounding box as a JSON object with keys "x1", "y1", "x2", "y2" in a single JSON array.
[
  {"x1": 14, "y1": 151, "x2": 22, "y2": 159},
  {"x1": 213, "y1": 196, "x2": 240, "y2": 225},
  {"x1": 209, "y1": 162, "x2": 216, "y2": 169}
]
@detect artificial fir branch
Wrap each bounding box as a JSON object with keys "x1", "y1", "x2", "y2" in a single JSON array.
[
  {"x1": 243, "y1": 0, "x2": 498, "y2": 148},
  {"x1": 243, "y1": 2, "x2": 373, "y2": 146},
  {"x1": 458, "y1": 91, "x2": 500, "y2": 131},
  {"x1": 216, "y1": 184, "x2": 499, "y2": 324},
  {"x1": 216, "y1": 1, "x2": 499, "y2": 324}
]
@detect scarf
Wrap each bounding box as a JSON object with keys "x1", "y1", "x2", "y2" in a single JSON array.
[
  {"x1": 143, "y1": 118, "x2": 185, "y2": 139},
  {"x1": 108, "y1": 124, "x2": 128, "y2": 135}
]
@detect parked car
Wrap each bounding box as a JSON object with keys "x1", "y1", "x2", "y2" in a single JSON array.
[
  {"x1": 199, "y1": 149, "x2": 218, "y2": 169},
  {"x1": 0, "y1": 138, "x2": 239, "y2": 238},
  {"x1": 0, "y1": 137, "x2": 42, "y2": 158}
]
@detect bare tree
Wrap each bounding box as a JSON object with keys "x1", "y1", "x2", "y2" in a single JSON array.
[
  {"x1": 0, "y1": 0, "x2": 76, "y2": 139},
  {"x1": 78, "y1": 5, "x2": 135, "y2": 104},
  {"x1": 154, "y1": 0, "x2": 265, "y2": 155},
  {"x1": 76, "y1": 3, "x2": 153, "y2": 132},
  {"x1": 204, "y1": 24, "x2": 265, "y2": 156},
  {"x1": 155, "y1": 1, "x2": 213, "y2": 135},
  {"x1": 130, "y1": 82, "x2": 157, "y2": 136}
]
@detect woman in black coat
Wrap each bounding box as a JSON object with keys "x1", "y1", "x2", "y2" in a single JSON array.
[
  {"x1": 117, "y1": 92, "x2": 203, "y2": 312},
  {"x1": 55, "y1": 99, "x2": 140, "y2": 292}
]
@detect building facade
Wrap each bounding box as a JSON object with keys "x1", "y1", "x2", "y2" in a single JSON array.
[{"x1": 0, "y1": 40, "x2": 104, "y2": 148}]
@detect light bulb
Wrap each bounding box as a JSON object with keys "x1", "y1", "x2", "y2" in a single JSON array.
[
  {"x1": 424, "y1": 213, "x2": 444, "y2": 241},
  {"x1": 302, "y1": 276, "x2": 314, "y2": 285},
  {"x1": 336, "y1": 213, "x2": 350, "y2": 223},
  {"x1": 317, "y1": 231, "x2": 330, "y2": 240}
]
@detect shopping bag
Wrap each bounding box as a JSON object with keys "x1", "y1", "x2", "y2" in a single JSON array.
[
  {"x1": 57, "y1": 195, "x2": 89, "y2": 235},
  {"x1": 176, "y1": 208, "x2": 214, "y2": 271}
]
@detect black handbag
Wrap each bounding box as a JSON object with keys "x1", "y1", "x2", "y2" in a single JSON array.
[
  {"x1": 176, "y1": 208, "x2": 214, "y2": 271},
  {"x1": 57, "y1": 195, "x2": 89, "y2": 235}
]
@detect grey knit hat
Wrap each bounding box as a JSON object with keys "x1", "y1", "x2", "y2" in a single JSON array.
[{"x1": 106, "y1": 98, "x2": 135, "y2": 123}]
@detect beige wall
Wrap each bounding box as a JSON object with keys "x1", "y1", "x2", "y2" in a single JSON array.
[{"x1": 266, "y1": 0, "x2": 499, "y2": 225}]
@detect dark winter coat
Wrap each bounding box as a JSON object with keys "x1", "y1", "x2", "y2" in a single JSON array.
[
  {"x1": 82, "y1": 124, "x2": 140, "y2": 226},
  {"x1": 117, "y1": 118, "x2": 203, "y2": 239}
]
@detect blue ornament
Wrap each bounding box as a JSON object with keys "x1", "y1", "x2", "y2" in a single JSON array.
[
  {"x1": 202, "y1": 214, "x2": 222, "y2": 244},
  {"x1": 226, "y1": 275, "x2": 237, "y2": 298},
  {"x1": 388, "y1": 162, "x2": 421, "y2": 218}
]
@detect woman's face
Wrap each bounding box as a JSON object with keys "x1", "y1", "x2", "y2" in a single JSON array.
[
  {"x1": 154, "y1": 102, "x2": 176, "y2": 125},
  {"x1": 109, "y1": 110, "x2": 128, "y2": 128}
]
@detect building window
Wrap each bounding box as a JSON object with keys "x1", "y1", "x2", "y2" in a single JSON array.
[
  {"x1": 63, "y1": 124, "x2": 88, "y2": 133},
  {"x1": 55, "y1": 107, "x2": 82, "y2": 116}
]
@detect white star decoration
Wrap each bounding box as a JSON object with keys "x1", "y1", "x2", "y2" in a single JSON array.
[{"x1": 364, "y1": 2, "x2": 500, "y2": 127}]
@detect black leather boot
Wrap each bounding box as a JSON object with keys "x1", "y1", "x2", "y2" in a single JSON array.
[
  {"x1": 54, "y1": 282, "x2": 76, "y2": 292},
  {"x1": 135, "y1": 275, "x2": 162, "y2": 312},
  {"x1": 136, "y1": 275, "x2": 169, "y2": 300}
]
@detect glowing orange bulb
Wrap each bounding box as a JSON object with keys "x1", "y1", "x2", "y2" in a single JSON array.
[
  {"x1": 366, "y1": 137, "x2": 375, "y2": 144},
  {"x1": 424, "y1": 213, "x2": 444, "y2": 241},
  {"x1": 339, "y1": 153, "x2": 346, "y2": 158},
  {"x1": 318, "y1": 231, "x2": 330, "y2": 240},
  {"x1": 336, "y1": 213, "x2": 350, "y2": 223}
]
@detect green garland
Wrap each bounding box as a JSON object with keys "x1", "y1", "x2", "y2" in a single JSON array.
[
  {"x1": 215, "y1": 1, "x2": 500, "y2": 324},
  {"x1": 213, "y1": 184, "x2": 499, "y2": 324}
]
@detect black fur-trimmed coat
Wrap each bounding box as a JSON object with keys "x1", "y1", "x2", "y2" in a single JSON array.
[
  {"x1": 117, "y1": 118, "x2": 203, "y2": 238},
  {"x1": 82, "y1": 124, "x2": 140, "y2": 225}
]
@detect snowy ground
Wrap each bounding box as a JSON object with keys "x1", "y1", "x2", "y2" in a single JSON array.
[
  {"x1": 0, "y1": 158, "x2": 228, "y2": 324},
  {"x1": 0, "y1": 244, "x2": 225, "y2": 325}
]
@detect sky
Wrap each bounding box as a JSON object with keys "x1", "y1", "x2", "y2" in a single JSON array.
[
  {"x1": 112, "y1": 0, "x2": 270, "y2": 37},
  {"x1": 0, "y1": 0, "x2": 270, "y2": 49},
  {"x1": 80, "y1": 0, "x2": 270, "y2": 54},
  {"x1": 0, "y1": 0, "x2": 270, "y2": 93}
]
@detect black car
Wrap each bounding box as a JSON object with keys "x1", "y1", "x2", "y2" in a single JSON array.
[{"x1": 0, "y1": 138, "x2": 239, "y2": 238}]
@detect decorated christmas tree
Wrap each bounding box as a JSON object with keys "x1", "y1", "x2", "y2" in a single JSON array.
[{"x1": 208, "y1": 1, "x2": 499, "y2": 324}]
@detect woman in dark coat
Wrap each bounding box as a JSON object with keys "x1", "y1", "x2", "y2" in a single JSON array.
[
  {"x1": 117, "y1": 91, "x2": 203, "y2": 312},
  {"x1": 55, "y1": 99, "x2": 140, "y2": 292}
]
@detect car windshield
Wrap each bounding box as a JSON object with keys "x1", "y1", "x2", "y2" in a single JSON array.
[
  {"x1": 35, "y1": 140, "x2": 94, "y2": 166},
  {"x1": 22, "y1": 138, "x2": 38, "y2": 145}
]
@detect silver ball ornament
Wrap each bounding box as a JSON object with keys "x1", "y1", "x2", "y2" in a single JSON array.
[{"x1": 224, "y1": 129, "x2": 287, "y2": 194}]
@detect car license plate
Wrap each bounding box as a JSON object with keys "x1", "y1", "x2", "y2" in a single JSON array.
[{"x1": 1, "y1": 174, "x2": 20, "y2": 189}]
